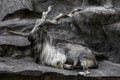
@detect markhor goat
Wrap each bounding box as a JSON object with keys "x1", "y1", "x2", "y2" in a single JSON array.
[{"x1": 10, "y1": 6, "x2": 98, "y2": 76}]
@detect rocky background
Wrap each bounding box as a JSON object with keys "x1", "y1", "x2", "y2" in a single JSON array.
[{"x1": 0, "y1": 0, "x2": 120, "y2": 79}]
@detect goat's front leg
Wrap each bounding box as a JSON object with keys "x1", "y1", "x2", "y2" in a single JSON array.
[{"x1": 78, "y1": 60, "x2": 90, "y2": 76}]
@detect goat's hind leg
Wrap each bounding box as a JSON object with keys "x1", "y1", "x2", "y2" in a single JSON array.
[{"x1": 63, "y1": 64, "x2": 74, "y2": 70}]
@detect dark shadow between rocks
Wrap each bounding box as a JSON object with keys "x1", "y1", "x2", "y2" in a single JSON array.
[{"x1": 2, "y1": 9, "x2": 42, "y2": 21}]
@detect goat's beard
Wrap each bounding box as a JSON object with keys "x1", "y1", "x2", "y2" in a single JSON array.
[
  {"x1": 40, "y1": 40, "x2": 66, "y2": 68},
  {"x1": 39, "y1": 32, "x2": 66, "y2": 68}
]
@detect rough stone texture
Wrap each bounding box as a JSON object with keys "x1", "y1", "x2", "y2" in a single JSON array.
[
  {"x1": 0, "y1": 19, "x2": 34, "y2": 58},
  {"x1": 0, "y1": 0, "x2": 33, "y2": 21},
  {"x1": 0, "y1": 57, "x2": 120, "y2": 77},
  {"x1": 0, "y1": 36, "x2": 29, "y2": 46},
  {"x1": 0, "y1": 19, "x2": 35, "y2": 34},
  {"x1": 0, "y1": 0, "x2": 120, "y2": 78},
  {"x1": 72, "y1": 6, "x2": 120, "y2": 63},
  {"x1": 105, "y1": 22, "x2": 120, "y2": 47}
]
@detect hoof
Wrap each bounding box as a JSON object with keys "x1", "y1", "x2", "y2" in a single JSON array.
[
  {"x1": 78, "y1": 71, "x2": 90, "y2": 76},
  {"x1": 78, "y1": 72, "x2": 86, "y2": 76}
]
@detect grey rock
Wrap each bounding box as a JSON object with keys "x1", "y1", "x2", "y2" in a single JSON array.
[
  {"x1": 105, "y1": 22, "x2": 120, "y2": 47},
  {"x1": 0, "y1": 19, "x2": 34, "y2": 57},
  {"x1": 0, "y1": 57, "x2": 78, "y2": 76},
  {"x1": 72, "y1": 6, "x2": 117, "y2": 35},
  {"x1": 0, "y1": 0, "x2": 33, "y2": 21},
  {"x1": 102, "y1": 22, "x2": 120, "y2": 63},
  {"x1": 0, "y1": 36, "x2": 30, "y2": 46},
  {"x1": 0, "y1": 57, "x2": 120, "y2": 77},
  {"x1": 0, "y1": 19, "x2": 35, "y2": 33},
  {"x1": 0, "y1": 19, "x2": 35, "y2": 47},
  {"x1": 0, "y1": 19, "x2": 35, "y2": 28},
  {"x1": 0, "y1": 0, "x2": 120, "y2": 77},
  {"x1": 72, "y1": 6, "x2": 120, "y2": 63},
  {"x1": 0, "y1": 19, "x2": 35, "y2": 46}
]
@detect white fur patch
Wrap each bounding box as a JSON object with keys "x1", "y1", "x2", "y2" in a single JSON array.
[{"x1": 40, "y1": 42, "x2": 66, "y2": 68}]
